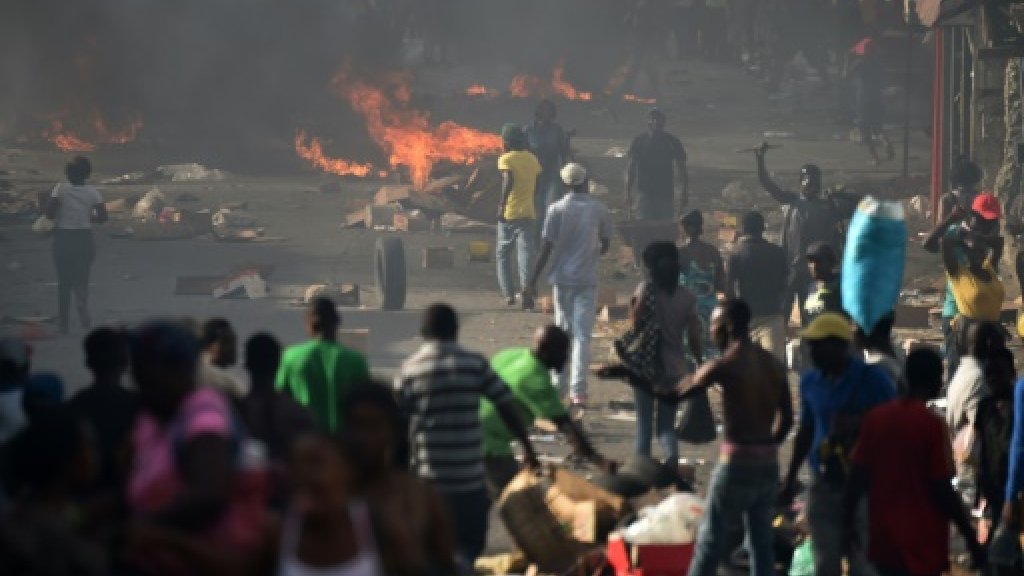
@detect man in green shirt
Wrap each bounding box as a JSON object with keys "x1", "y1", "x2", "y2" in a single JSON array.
[
  {"x1": 276, "y1": 297, "x2": 369, "y2": 432},
  {"x1": 481, "y1": 325, "x2": 613, "y2": 495}
]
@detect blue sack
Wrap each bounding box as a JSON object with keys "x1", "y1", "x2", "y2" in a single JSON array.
[{"x1": 841, "y1": 196, "x2": 907, "y2": 334}]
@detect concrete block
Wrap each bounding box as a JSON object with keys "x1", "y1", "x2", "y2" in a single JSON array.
[
  {"x1": 338, "y1": 283, "x2": 360, "y2": 306},
  {"x1": 374, "y1": 185, "x2": 412, "y2": 206}
]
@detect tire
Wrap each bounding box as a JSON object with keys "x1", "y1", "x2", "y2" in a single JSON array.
[{"x1": 375, "y1": 236, "x2": 406, "y2": 310}]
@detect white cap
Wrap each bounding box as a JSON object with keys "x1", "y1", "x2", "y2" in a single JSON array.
[{"x1": 560, "y1": 162, "x2": 587, "y2": 186}]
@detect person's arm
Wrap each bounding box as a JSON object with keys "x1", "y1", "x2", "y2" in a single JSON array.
[
  {"x1": 672, "y1": 358, "x2": 722, "y2": 400},
  {"x1": 92, "y1": 203, "x2": 108, "y2": 224},
  {"x1": 675, "y1": 146, "x2": 689, "y2": 211},
  {"x1": 524, "y1": 241, "x2": 554, "y2": 299},
  {"x1": 780, "y1": 393, "x2": 814, "y2": 503},
  {"x1": 151, "y1": 435, "x2": 233, "y2": 530},
  {"x1": 498, "y1": 170, "x2": 513, "y2": 222},
  {"x1": 923, "y1": 205, "x2": 964, "y2": 253},
  {"x1": 755, "y1": 149, "x2": 798, "y2": 205},
  {"x1": 772, "y1": 362, "x2": 794, "y2": 444},
  {"x1": 552, "y1": 414, "x2": 612, "y2": 471},
  {"x1": 45, "y1": 185, "x2": 61, "y2": 220},
  {"x1": 495, "y1": 399, "x2": 540, "y2": 469},
  {"x1": 599, "y1": 209, "x2": 612, "y2": 256}
]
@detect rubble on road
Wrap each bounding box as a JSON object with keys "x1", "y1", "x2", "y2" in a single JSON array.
[{"x1": 102, "y1": 163, "x2": 229, "y2": 185}]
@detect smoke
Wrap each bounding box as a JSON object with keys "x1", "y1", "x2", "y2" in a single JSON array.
[{"x1": 0, "y1": 0, "x2": 629, "y2": 171}]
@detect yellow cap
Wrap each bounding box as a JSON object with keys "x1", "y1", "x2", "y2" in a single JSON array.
[{"x1": 800, "y1": 312, "x2": 853, "y2": 342}]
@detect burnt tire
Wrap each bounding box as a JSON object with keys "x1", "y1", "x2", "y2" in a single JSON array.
[{"x1": 375, "y1": 236, "x2": 406, "y2": 310}]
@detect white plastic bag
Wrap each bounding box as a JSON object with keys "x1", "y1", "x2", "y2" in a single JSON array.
[{"x1": 621, "y1": 493, "x2": 705, "y2": 544}]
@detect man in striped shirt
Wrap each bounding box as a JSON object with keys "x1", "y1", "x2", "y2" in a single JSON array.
[{"x1": 395, "y1": 303, "x2": 540, "y2": 574}]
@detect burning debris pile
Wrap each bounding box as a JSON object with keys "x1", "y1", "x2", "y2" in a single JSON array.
[
  {"x1": 463, "y1": 60, "x2": 658, "y2": 105},
  {"x1": 41, "y1": 112, "x2": 143, "y2": 152},
  {"x1": 297, "y1": 70, "x2": 503, "y2": 189}
]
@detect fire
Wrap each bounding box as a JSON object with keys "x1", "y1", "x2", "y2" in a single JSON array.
[
  {"x1": 465, "y1": 84, "x2": 499, "y2": 98},
  {"x1": 44, "y1": 114, "x2": 143, "y2": 152},
  {"x1": 508, "y1": 61, "x2": 592, "y2": 102},
  {"x1": 294, "y1": 130, "x2": 374, "y2": 177},
  {"x1": 551, "y1": 63, "x2": 592, "y2": 102},
  {"x1": 329, "y1": 70, "x2": 502, "y2": 189}
]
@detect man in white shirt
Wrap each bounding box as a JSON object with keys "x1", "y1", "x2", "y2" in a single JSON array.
[
  {"x1": 199, "y1": 318, "x2": 247, "y2": 398},
  {"x1": 524, "y1": 163, "x2": 612, "y2": 410}
]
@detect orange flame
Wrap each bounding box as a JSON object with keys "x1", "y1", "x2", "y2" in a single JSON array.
[
  {"x1": 509, "y1": 75, "x2": 538, "y2": 98},
  {"x1": 294, "y1": 130, "x2": 375, "y2": 177},
  {"x1": 44, "y1": 114, "x2": 143, "y2": 152},
  {"x1": 551, "y1": 63, "x2": 592, "y2": 101},
  {"x1": 465, "y1": 84, "x2": 499, "y2": 98},
  {"x1": 329, "y1": 70, "x2": 502, "y2": 189}
]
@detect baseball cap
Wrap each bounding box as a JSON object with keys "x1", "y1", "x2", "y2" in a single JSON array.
[
  {"x1": 801, "y1": 313, "x2": 853, "y2": 342},
  {"x1": 805, "y1": 241, "x2": 837, "y2": 261},
  {"x1": 972, "y1": 192, "x2": 1001, "y2": 221},
  {"x1": 560, "y1": 162, "x2": 587, "y2": 186}
]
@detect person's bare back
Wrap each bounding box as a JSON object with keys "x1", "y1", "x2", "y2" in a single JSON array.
[{"x1": 713, "y1": 342, "x2": 790, "y2": 445}]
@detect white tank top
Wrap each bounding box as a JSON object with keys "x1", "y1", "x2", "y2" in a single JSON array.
[{"x1": 278, "y1": 500, "x2": 382, "y2": 576}]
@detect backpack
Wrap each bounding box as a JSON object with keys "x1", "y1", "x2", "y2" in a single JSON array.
[
  {"x1": 818, "y1": 364, "x2": 867, "y2": 485},
  {"x1": 614, "y1": 283, "x2": 665, "y2": 386}
]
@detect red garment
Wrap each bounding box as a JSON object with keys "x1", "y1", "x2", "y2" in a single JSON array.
[{"x1": 851, "y1": 398, "x2": 954, "y2": 575}]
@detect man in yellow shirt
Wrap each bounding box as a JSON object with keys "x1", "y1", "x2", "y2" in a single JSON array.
[{"x1": 497, "y1": 124, "x2": 542, "y2": 309}]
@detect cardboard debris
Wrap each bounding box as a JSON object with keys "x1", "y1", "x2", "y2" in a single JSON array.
[
  {"x1": 468, "y1": 240, "x2": 492, "y2": 262},
  {"x1": 213, "y1": 270, "x2": 267, "y2": 299},
  {"x1": 596, "y1": 287, "x2": 618, "y2": 311},
  {"x1": 366, "y1": 204, "x2": 399, "y2": 229},
  {"x1": 394, "y1": 211, "x2": 431, "y2": 232},
  {"x1": 375, "y1": 185, "x2": 412, "y2": 206},
  {"x1": 423, "y1": 247, "x2": 455, "y2": 269}
]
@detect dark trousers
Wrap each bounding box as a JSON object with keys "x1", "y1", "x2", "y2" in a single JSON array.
[
  {"x1": 442, "y1": 488, "x2": 490, "y2": 575},
  {"x1": 484, "y1": 454, "x2": 521, "y2": 500},
  {"x1": 783, "y1": 264, "x2": 811, "y2": 327},
  {"x1": 52, "y1": 229, "x2": 95, "y2": 333}
]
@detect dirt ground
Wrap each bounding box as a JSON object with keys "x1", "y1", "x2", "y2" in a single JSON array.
[{"x1": 0, "y1": 55, "x2": 974, "y2": 560}]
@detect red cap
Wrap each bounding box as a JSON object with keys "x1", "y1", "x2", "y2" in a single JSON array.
[{"x1": 972, "y1": 192, "x2": 1001, "y2": 220}]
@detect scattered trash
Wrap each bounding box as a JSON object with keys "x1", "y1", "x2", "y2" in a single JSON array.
[
  {"x1": 102, "y1": 163, "x2": 229, "y2": 185},
  {"x1": 763, "y1": 131, "x2": 795, "y2": 139},
  {"x1": 212, "y1": 270, "x2": 267, "y2": 299},
  {"x1": 133, "y1": 188, "x2": 167, "y2": 220},
  {"x1": 620, "y1": 493, "x2": 705, "y2": 544},
  {"x1": 604, "y1": 146, "x2": 628, "y2": 158}
]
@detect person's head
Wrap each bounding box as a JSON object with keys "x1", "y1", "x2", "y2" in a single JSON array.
[
  {"x1": 501, "y1": 123, "x2": 527, "y2": 152},
  {"x1": 244, "y1": 333, "x2": 282, "y2": 389},
  {"x1": 853, "y1": 312, "x2": 895, "y2": 354},
  {"x1": 21, "y1": 373, "x2": 64, "y2": 422},
  {"x1": 647, "y1": 108, "x2": 666, "y2": 133},
  {"x1": 290, "y1": 433, "x2": 353, "y2": 519},
  {"x1": 0, "y1": 337, "x2": 30, "y2": 386},
  {"x1": 200, "y1": 318, "x2": 237, "y2": 368},
  {"x1": 532, "y1": 325, "x2": 571, "y2": 372},
  {"x1": 421, "y1": 303, "x2": 458, "y2": 341},
  {"x1": 805, "y1": 242, "x2": 837, "y2": 280},
  {"x1": 560, "y1": 162, "x2": 588, "y2": 194},
  {"x1": 84, "y1": 327, "x2": 129, "y2": 381},
  {"x1": 967, "y1": 192, "x2": 1001, "y2": 237},
  {"x1": 799, "y1": 164, "x2": 822, "y2": 197},
  {"x1": 740, "y1": 211, "x2": 765, "y2": 238},
  {"x1": 983, "y1": 347, "x2": 1016, "y2": 400},
  {"x1": 130, "y1": 320, "x2": 200, "y2": 421},
  {"x1": 802, "y1": 313, "x2": 853, "y2": 373},
  {"x1": 680, "y1": 209, "x2": 703, "y2": 240},
  {"x1": 307, "y1": 297, "x2": 341, "y2": 339},
  {"x1": 642, "y1": 241, "x2": 681, "y2": 291},
  {"x1": 65, "y1": 156, "x2": 92, "y2": 186},
  {"x1": 3, "y1": 406, "x2": 96, "y2": 499},
  {"x1": 965, "y1": 320, "x2": 1006, "y2": 362},
  {"x1": 710, "y1": 299, "x2": 752, "y2": 351},
  {"x1": 950, "y1": 156, "x2": 983, "y2": 192},
  {"x1": 904, "y1": 347, "x2": 944, "y2": 400},
  {"x1": 535, "y1": 99, "x2": 557, "y2": 124},
  {"x1": 343, "y1": 382, "x2": 407, "y2": 474}
]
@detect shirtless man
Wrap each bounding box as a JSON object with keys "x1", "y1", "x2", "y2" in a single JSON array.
[{"x1": 647, "y1": 300, "x2": 792, "y2": 576}]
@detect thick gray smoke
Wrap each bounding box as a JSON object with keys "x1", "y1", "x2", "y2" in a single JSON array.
[{"x1": 0, "y1": 0, "x2": 628, "y2": 171}]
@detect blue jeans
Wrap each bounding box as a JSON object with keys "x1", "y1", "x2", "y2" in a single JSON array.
[
  {"x1": 634, "y1": 387, "x2": 678, "y2": 461},
  {"x1": 442, "y1": 488, "x2": 491, "y2": 575},
  {"x1": 688, "y1": 461, "x2": 779, "y2": 576},
  {"x1": 496, "y1": 220, "x2": 536, "y2": 299},
  {"x1": 552, "y1": 284, "x2": 597, "y2": 401},
  {"x1": 534, "y1": 172, "x2": 563, "y2": 228}
]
